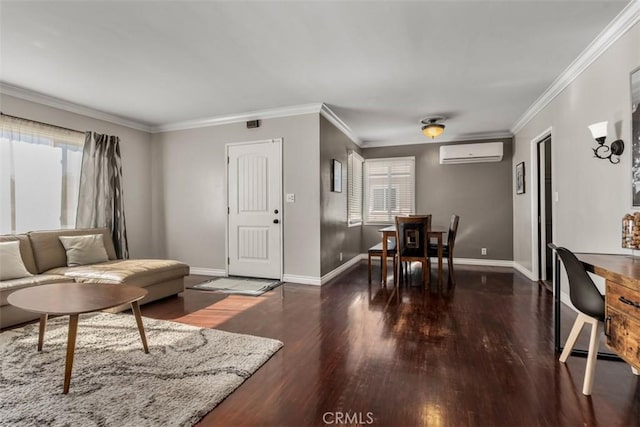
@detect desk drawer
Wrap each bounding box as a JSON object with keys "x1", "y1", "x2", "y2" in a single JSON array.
[
  {"x1": 606, "y1": 280, "x2": 640, "y2": 323},
  {"x1": 606, "y1": 307, "x2": 640, "y2": 370}
]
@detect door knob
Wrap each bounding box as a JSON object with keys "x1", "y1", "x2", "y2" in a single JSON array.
[
  {"x1": 274, "y1": 209, "x2": 279, "y2": 214},
  {"x1": 273, "y1": 219, "x2": 279, "y2": 224}
]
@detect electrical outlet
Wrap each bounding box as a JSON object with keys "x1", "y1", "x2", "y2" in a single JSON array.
[
  {"x1": 286, "y1": 193, "x2": 295, "y2": 203},
  {"x1": 339, "y1": 252, "x2": 343, "y2": 261},
  {"x1": 481, "y1": 248, "x2": 487, "y2": 256}
]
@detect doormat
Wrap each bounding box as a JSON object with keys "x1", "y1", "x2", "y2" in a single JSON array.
[{"x1": 188, "y1": 277, "x2": 282, "y2": 296}]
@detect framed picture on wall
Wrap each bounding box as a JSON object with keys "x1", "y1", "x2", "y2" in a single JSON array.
[
  {"x1": 332, "y1": 159, "x2": 342, "y2": 193},
  {"x1": 631, "y1": 67, "x2": 640, "y2": 206},
  {"x1": 516, "y1": 162, "x2": 525, "y2": 195}
]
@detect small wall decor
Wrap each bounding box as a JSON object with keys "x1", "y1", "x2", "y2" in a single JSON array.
[
  {"x1": 516, "y1": 162, "x2": 525, "y2": 194},
  {"x1": 631, "y1": 67, "x2": 640, "y2": 206},
  {"x1": 332, "y1": 159, "x2": 342, "y2": 193}
]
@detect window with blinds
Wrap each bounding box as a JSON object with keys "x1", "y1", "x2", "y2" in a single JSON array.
[
  {"x1": 0, "y1": 115, "x2": 85, "y2": 234},
  {"x1": 347, "y1": 151, "x2": 363, "y2": 226},
  {"x1": 364, "y1": 157, "x2": 415, "y2": 223}
]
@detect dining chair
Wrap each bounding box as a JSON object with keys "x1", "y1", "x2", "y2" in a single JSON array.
[
  {"x1": 428, "y1": 214, "x2": 459, "y2": 284},
  {"x1": 395, "y1": 215, "x2": 431, "y2": 288},
  {"x1": 556, "y1": 246, "x2": 605, "y2": 395},
  {"x1": 368, "y1": 238, "x2": 397, "y2": 286}
]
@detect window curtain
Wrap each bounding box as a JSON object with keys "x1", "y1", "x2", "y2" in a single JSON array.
[{"x1": 76, "y1": 132, "x2": 129, "y2": 259}]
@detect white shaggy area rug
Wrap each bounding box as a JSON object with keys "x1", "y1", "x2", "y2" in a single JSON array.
[{"x1": 0, "y1": 312, "x2": 283, "y2": 426}]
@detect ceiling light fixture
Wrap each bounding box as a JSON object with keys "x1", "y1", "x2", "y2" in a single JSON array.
[{"x1": 421, "y1": 117, "x2": 445, "y2": 139}]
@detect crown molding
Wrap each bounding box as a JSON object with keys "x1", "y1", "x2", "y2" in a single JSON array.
[
  {"x1": 154, "y1": 103, "x2": 323, "y2": 133},
  {"x1": 319, "y1": 104, "x2": 363, "y2": 147},
  {"x1": 360, "y1": 131, "x2": 513, "y2": 148},
  {"x1": 510, "y1": 0, "x2": 640, "y2": 135},
  {"x1": 0, "y1": 82, "x2": 155, "y2": 133}
]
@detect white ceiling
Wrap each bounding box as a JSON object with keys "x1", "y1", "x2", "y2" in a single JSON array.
[{"x1": 0, "y1": 1, "x2": 632, "y2": 145}]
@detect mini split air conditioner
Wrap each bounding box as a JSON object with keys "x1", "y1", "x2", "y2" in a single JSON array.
[{"x1": 439, "y1": 142, "x2": 503, "y2": 164}]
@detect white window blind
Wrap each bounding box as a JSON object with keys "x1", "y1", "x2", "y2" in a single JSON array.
[
  {"x1": 347, "y1": 151, "x2": 363, "y2": 226},
  {"x1": 364, "y1": 157, "x2": 415, "y2": 223},
  {"x1": 0, "y1": 115, "x2": 84, "y2": 234}
]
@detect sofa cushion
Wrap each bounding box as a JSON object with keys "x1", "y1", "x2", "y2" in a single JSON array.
[
  {"x1": 0, "y1": 234, "x2": 38, "y2": 274},
  {"x1": 28, "y1": 228, "x2": 117, "y2": 273},
  {"x1": 0, "y1": 274, "x2": 69, "y2": 306},
  {"x1": 45, "y1": 259, "x2": 189, "y2": 288},
  {"x1": 0, "y1": 241, "x2": 33, "y2": 280},
  {"x1": 59, "y1": 234, "x2": 109, "y2": 267}
]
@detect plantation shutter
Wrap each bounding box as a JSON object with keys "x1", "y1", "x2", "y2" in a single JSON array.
[
  {"x1": 347, "y1": 151, "x2": 363, "y2": 226},
  {"x1": 364, "y1": 157, "x2": 415, "y2": 223}
]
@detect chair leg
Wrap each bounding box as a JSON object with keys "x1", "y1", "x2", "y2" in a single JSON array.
[
  {"x1": 368, "y1": 254, "x2": 372, "y2": 284},
  {"x1": 448, "y1": 255, "x2": 455, "y2": 284},
  {"x1": 582, "y1": 318, "x2": 603, "y2": 395},
  {"x1": 421, "y1": 260, "x2": 428, "y2": 288},
  {"x1": 393, "y1": 256, "x2": 398, "y2": 283},
  {"x1": 559, "y1": 314, "x2": 587, "y2": 363}
]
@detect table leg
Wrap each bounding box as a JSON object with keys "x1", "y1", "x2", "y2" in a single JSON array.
[
  {"x1": 63, "y1": 314, "x2": 79, "y2": 394},
  {"x1": 382, "y1": 233, "x2": 388, "y2": 286},
  {"x1": 437, "y1": 235, "x2": 443, "y2": 286},
  {"x1": 131, "y1": 301, "x2": 149, "y2": 354},
  {"x1": 38, "y1": 314, "x2": 48, "y2": 351}
]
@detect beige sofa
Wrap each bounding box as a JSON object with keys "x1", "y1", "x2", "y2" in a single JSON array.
[{"x1": 0, "y1": 228, "x2": 189, "y2": 329}]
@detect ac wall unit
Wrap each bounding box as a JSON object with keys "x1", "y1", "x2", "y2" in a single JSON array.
[{"x1": 439, "y1": 142, "x2": 503, "y2": 165}]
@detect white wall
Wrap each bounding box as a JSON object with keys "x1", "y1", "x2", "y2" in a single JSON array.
[
  {"x1": 513, "y1": 22, "x2": 640, "y2": 274},
  {"x1": 0, "y1": 94, "x2": 154, "y2": 258},
  {"x1": 150, "y1": 114, "x2": 321, "y2": 279}
]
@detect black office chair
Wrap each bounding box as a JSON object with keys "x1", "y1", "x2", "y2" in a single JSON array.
[{"x1": 556, "y1": 247, "x2": 605, "y2": 395}]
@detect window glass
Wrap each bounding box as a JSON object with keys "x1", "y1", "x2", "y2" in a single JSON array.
[
  {"x1": 364, "y1": 157, "x2": 415, "y2": 223},
  {"x1": 0, "y1": 117, "x2": 84, "y2": 234}
]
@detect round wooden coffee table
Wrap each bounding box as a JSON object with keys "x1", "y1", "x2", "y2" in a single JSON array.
[{"x1": 7, "y1": 282, "x2": 149, "y2": 394}]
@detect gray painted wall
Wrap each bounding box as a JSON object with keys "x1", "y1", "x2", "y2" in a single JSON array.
[
  {"x1": 0, "y1": 94, "x2": 154, "y2": 258},
  {"x1": 150, "y1": 114, "x2": 321, "y2": 279},
  {"x1": 319, "y1": 116, "x2": 362, "y2": 276},
  {"x1": 362, "y1": 138, "x2": 514, "y2": 260},
  {"x1": 513, "y1": 22, "x2": 640, "y2": 280}
]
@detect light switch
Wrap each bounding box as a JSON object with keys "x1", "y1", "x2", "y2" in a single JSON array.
[
  {"x1": 555, "y1": 192, "x2": 559, "y2": 202},
  {"x1": 286, "y1": 193, "x2": 295, "y2": 203}
]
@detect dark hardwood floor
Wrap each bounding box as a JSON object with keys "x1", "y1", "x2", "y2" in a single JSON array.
[{"x1": 140, "y1": 262, "x2": 640, "y2": 427}]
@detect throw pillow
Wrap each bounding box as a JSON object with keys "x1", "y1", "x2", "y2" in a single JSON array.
[
  {"x1": 0, "y1": 241, "x2": 33, "y2": 280},
  {"x1": 59, "y1": 234, "x2": 109, "y2": 267}
]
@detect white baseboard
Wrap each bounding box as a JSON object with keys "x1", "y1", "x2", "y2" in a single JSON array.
[
  {"x1": 321, "y1": 255, "x2": 363, "y2": 285},
  {"x1": 362, "y1": 254, "x2": 513, "y2": 268},
  {"x1": 452, "y1": 258, "x2": 513, "y2": 267},
  {"x1": 281, "y1": 274, "x2": 322, "y2": 286},
  {"x1": 512, "y1": 262, "x2": 537, "y2": 281},
  {"x1": 189, "y1": 267, "x2": 227, "y2": 277},
  {"x1": 282, "y1": 255, "x2": 365, "y2": 286}
]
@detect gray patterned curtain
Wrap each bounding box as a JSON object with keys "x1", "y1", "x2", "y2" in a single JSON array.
[{"x1": 76, "y1": 132, "x2": 129, "y2": 259}]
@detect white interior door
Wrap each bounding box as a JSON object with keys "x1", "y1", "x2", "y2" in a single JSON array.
[{"x1": 227, "y1": 139, "x2": 282, "y2": 279}]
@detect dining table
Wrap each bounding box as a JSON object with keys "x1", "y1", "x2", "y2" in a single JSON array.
[{"x1": 378, "y1": 225, "x2": 448, "y2": 286}]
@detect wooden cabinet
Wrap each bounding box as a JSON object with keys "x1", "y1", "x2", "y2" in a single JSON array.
[
  {"x1": 577, "y1": 253, "x2": 640, "y2": 371},
  {"x1": 605, "y1": 280, "x2": 640, "y2": 370}
]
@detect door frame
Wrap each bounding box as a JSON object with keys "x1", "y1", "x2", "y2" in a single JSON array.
[
  {"x1": 529, "y1": 127, "x2": 553, "y2": 282},
  {"x1": 536, "y1": 135, "x2": 552, "y2": 282},
  {"x1": 225, "y1": 138, "x2": 284, "y2": 279}
]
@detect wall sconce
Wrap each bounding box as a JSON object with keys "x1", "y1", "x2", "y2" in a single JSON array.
[{"x1": 588, "y1": 121, "x2": 624, "y2": 164}]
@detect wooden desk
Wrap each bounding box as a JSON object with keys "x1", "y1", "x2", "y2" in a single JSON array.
[
  {"x1": 378, "y1": 225, "x2": 447, "y2": 286},
  {"x1": 576, "y1": 253, "x2": 640, "y2": 371}
]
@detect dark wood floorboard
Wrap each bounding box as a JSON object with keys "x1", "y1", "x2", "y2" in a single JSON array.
[{"x1": 140, "y1": 263, "x2": 640, "y2": 427}]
